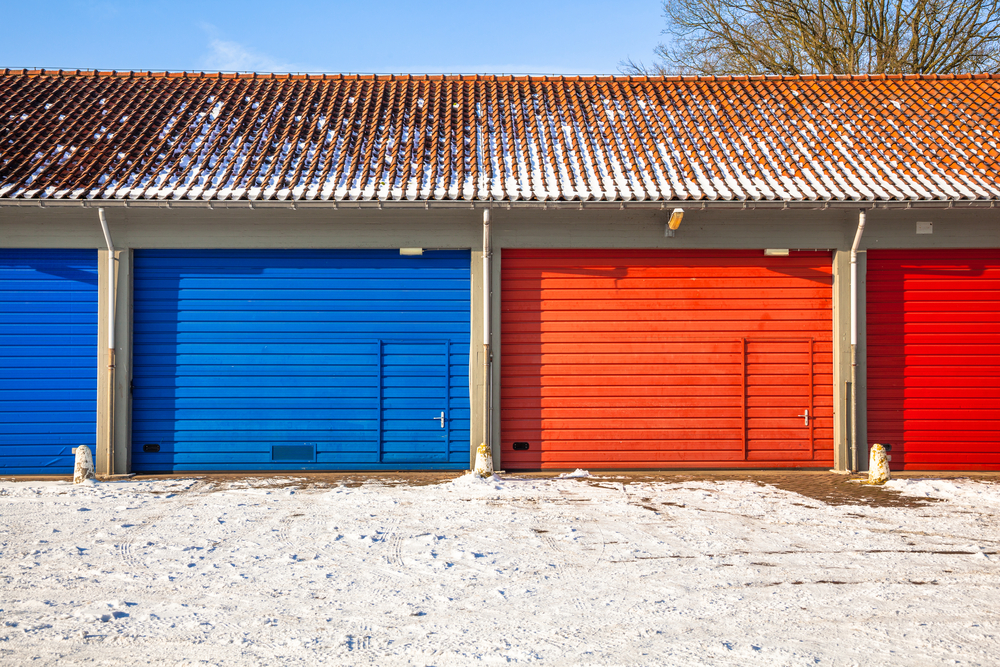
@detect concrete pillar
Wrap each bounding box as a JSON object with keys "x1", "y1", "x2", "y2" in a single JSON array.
[
  {"x1": 96, "y1": 247, "x2": 131, "y2": 476},
  {"x1": 469, "y1": 248, "x2": 484, "y2": 469},
  {"x1": 490, "y1": 245, "x2": 502, "y2": 470},
  {"x1": 470, "y1": 241, "x2": 500, "y2": 471},
  {"x1": 832, "y1": 250, "x2": 851, "y2": 471},
  {"x1": 856, "y1": 249, "x2": 869, "y2": 470}
]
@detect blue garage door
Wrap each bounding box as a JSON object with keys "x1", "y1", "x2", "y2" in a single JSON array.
[
  {"x1": 132, "y1": 250, "x2": 470, "y2": 471},
  {"x1": 0, "y1": 249, "x2": 98, "y2": 475}
]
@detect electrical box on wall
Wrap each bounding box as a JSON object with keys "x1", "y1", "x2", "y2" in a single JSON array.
[{"x1": 916, "y1": 221, "x2": 933, "y2": 234}]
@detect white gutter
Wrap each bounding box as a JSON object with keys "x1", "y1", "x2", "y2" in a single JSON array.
[
  {"x1": 0, "y1": 198, "x2": 990, "y2": 210},
  {"x1": 482, "y1": 208, "x2": 492, "y2": 462},
  {"x1": 849, "y1": 209, "x2": 867, "y2": 472},
  {"x1": 98, "y1": 208, "x2": 116, "y2": 474}
]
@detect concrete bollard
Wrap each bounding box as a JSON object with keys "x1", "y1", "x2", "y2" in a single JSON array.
[
  {"x1": 73, "y1": 446, "x2": 96, "y2": 484},
  {"x1": 473, "y1": 442, "x2": 494, "y2": 478},
  {"x1": 867, "y1": 443, "x2": 891, "y2": 485}
]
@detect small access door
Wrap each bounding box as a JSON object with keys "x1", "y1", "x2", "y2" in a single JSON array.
[
  {"x1": 746, "y1": 338, "x2": 815, "y2": 461},
  {"x1": 379, "y1": 340, "x2": 451, "y2": 464}
]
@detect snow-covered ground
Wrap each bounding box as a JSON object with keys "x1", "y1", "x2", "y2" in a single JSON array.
[{"x1": 1, "y1": 473, "x2": 999, "y2": 666}]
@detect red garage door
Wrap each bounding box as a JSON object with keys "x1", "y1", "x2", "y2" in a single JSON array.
[
  {"x1": 501, "y1": 250, "x2": 834, "y2": 469},
  {"x1": 867, "y1": 250, "x2": 1000, "y2": 470}
]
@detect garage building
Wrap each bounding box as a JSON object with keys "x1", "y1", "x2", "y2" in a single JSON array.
[{"x1": 1, "y1": 70, "x2": 997, "y2": 473}]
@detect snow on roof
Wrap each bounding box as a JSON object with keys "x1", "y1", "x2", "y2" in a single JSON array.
[{"x1": 1, "y1": 69, "x2": 998, "y2": 202}]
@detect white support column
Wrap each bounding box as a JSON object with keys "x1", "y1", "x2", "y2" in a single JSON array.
[{"x1": 482, "y1": 208, "x2": 493, "y2": 463}]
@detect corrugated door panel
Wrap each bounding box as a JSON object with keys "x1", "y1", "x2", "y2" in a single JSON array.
[
  {"x1": 867, "y1": 249, "x2": 1000, "y2": 470},
  {"x1": 501, "y1": 249, "x2": 833, "y2": 469},
  {"x1": 132, "y1": 250, "x2": 470, "y2": 472},
  {"x1": 380, "y1": 340, "x2": 448, "y2": 463},
  {"x1": 0, "y1": 249, "x2": 98, "y2": 474},
  {"x1": 746, "y1": 339, "x2": 814, "y2": 460}
]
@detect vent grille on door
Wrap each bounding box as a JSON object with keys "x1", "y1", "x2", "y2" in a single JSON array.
[{"x1": 271, "y1": 445, "x2": 316, "y2": 462}]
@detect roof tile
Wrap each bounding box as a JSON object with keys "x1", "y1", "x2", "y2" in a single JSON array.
[{"x1": 1, "y1": 69, "x2": 998, "y2": 201}]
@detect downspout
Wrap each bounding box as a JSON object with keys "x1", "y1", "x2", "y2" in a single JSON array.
[
  {"x1": 482, "y1": 208, "x2": 492, "y2": 463},
  {"x1": 98, "y1": 208, "x2": 115, "y2": 475},
  {"x1": 850, "y1": 209, "x2": 867, "y2": 472}
]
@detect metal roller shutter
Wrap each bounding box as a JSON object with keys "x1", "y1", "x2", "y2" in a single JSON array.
[
  {"x1": 0, "y1": 249, "x2": 98, "y2": 475},
  {"x1": 867, "y1": 249, "x2": 1000, "y2": 470},
  {"x1": 501, "y1": 249, "x2": 834, "y2": 469},
  {"x1": 132, "y1": 250, "x2": 470, "y2": 472}
]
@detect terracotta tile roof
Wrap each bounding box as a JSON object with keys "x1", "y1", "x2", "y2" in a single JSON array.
[{"x1": 1, "y1": 69, "x2": 999, "y2": 202}]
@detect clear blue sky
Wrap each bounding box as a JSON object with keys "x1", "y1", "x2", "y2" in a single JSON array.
[{"x1": 1, "y1": 0, "x2": 665, "y2": 75}]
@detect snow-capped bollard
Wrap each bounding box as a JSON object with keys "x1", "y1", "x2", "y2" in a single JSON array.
[
  {"x1": 867, "y1": 443, "x2": 890, "y2": 485},
  {"x1": 473, "y1": 442, "x2": 494, "y2": 478},
  {"x1": 73, "y1": 446, "x2": 95, "y2": 484}
]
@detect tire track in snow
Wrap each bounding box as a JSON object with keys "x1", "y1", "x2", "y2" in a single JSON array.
[
  {"x1": 113, "y1": 480, "x2": 216, "y2": 572},
  {"x1": 521, "y1": 486, "x2": 625, "y2": 654},
  {"x1": 116, "y1": 536, "x2": 142, "y2": 571},
  {"x1": 384, "y1": 519, "x2": 405, "y2": 568},
  {"x1": 556, "y1": 481, "x2": 644, "y2": 656},
  {"x1": 276, "y1": 512, "x2": 294, "y2": 546},
  {"x1": 326, "y1": 509, "x2": 431, "y2": 614}
]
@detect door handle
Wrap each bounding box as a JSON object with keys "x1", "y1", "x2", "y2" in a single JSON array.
[
  {"x1": 797, "y1": 409, "x2": 809, "y2": 426},
  {"x1": 434, "y1": 412, "x2": 445, "y2": 428}
]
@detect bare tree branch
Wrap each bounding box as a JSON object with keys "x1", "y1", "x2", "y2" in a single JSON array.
[{"x1": 620, "y1": 0, "x2": 1000, "y2": 75}]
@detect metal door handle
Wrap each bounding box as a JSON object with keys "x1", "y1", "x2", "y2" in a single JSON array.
[
  {"x1": 434, "y1": 412, "x2": 445, "y2": 428},
  {"x1": 797, "y1": 409, "x2": 809, "y2": 426}
]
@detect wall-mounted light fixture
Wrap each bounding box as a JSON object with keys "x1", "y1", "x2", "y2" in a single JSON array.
[
  {"x1": 665, "y1": 208, "x2": 684, "y2": 237},
  {"x1": 399, "y1": 248, "x2": 424, "y2": 256},
  {"x1": 764, "y1": 248, "x2": 790, "y2": 256}
]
